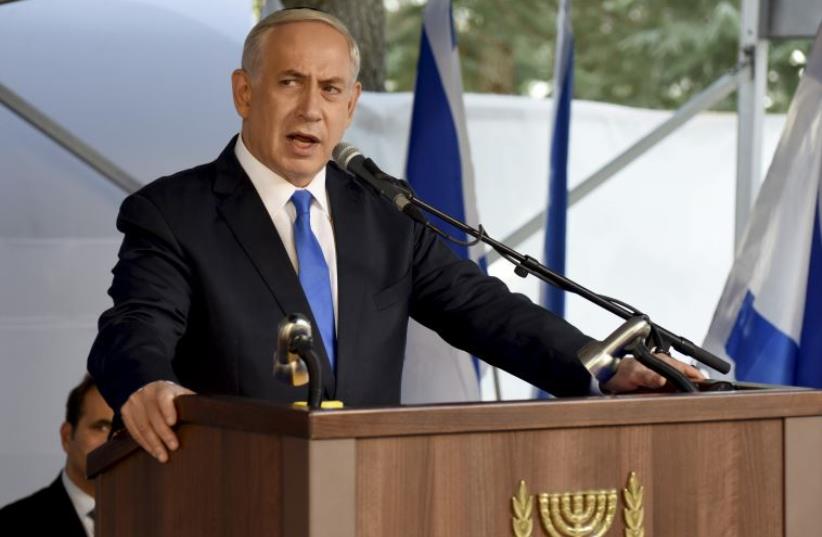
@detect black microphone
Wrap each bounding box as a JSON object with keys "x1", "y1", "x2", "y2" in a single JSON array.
[{"x1": 332, "y1": 143, "x2": 427, "y2": 224}]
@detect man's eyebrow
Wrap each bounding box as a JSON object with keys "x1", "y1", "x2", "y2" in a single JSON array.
[
  {"x1": 279, "y1": 69, "x2": 307, "y2": 79},
  {"x1": 277, "y1": 70, "x2": 347, "y2": 86},
  {"x1": 320, "y1": 76, "x2": 346, "y2": 86},
  {"x1": 90, "y1": 419, "x2": 112, "y2": 428}
]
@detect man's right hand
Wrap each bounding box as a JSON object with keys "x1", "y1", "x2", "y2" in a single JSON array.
[{"x1": 120, "y1": 380, "x2": 194, "y2": 463}]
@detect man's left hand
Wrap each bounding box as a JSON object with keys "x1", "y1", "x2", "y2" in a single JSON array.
[{"x1": 602, "y1": 353, "x2": 705, "y2": 393}]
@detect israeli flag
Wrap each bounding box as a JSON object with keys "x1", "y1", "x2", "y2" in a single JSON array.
[
  {"x1": 534, "y1": 0, "x2": 574, "y2": 400},
  {"x1": 703, "y1": 24, "x2": 822, "y2": 387},
  {"x1": 542, "y1": 0, "x2": 574, "y2": 318},
  {"x1": 400, "y1": 0, "x2": 485, "y2": 403}
]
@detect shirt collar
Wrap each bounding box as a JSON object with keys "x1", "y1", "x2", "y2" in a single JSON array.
[
  {"x1": 61, "y1": 469, "x2": 94, "y2": 521},
  {"x1": 234, "y1": 133, "x2": 329, "y2": 216}
]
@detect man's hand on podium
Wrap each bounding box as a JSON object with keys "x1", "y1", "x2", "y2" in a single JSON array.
[
  {"x1": 602, "y1": 353, "x2": 705, "y2": 394},
  {"x1": 121, "y1": 380, "x2": 195, "y2": 463}
]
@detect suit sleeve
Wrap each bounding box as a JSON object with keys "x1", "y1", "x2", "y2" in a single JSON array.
[
  {"x1": 87, "y1": 193, "x2": 191, "y2": 412},
  {"x1": 408, "y1": 223, "x2": 595, "y2": 397}
]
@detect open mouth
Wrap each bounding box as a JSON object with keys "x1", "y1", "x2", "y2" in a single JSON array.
[{"x1": 287, "y1": 133, "x2": 320, "y2": 146}]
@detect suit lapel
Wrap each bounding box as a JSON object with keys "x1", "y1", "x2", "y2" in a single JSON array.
[
  {"x1": 212, "y1": 139, "x2": 336, "y2": 396},
  {"x1": 50, "y1": 475, "x2": 88, "y2": 537},
  {"x1": 327, "y1": 165, "x2": 368, "y2": 398}
]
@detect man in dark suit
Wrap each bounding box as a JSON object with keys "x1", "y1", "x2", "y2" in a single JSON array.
[
  {"x1": 0, "y1": 375, "x2": 114, "y2": 536},
  {"x1": 87, "y1": 8, "x2": 701, "y2": 464}
]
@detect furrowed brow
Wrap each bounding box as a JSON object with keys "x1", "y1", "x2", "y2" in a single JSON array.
[
  {"x1": 321, "y1": 76, "x2": 346, "y2": 86},
  {"x1": 280, "y1": 69, "x2": 307, "y2": 79}
]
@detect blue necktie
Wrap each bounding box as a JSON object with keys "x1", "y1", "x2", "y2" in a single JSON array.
[{"x1": 291, "y1": 190, "x2": 336, "y2": 369}]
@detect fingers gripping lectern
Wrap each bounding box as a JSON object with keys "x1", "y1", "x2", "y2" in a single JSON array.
[{"x1": 88, "y1": 389, "x2": 822, "y2": 536}]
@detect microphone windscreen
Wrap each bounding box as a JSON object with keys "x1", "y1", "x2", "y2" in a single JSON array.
[{"x1": 332, "y1": 142, "x2": 361, "y2": 171}]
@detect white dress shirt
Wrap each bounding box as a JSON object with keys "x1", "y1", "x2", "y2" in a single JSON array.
[
  {"x1": 61, "y1": 469, "x2": 94, "y2": 537},
  {"x1": 234, "y1": 135, "x2": 338, "y2": 327}
]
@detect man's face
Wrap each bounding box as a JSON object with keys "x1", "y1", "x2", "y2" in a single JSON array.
[
  {"x1": 232, "y1": 21, "x2": 362, "y2": 186},
  {"x1": 60, "y1": 387, "x2": 113, "y2": 494}
]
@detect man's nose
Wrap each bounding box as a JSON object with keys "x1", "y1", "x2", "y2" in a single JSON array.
[{"x1": 296, "y1": 83, "x2": 322, "y2": 121}]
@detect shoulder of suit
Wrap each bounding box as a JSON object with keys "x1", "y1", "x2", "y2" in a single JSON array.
[
  {"x1": 0, "y1": 475, "x2": 86, "y2": 535},
  {"x1": 121, "y1": 139, "x2": 237, "y2": 217},
  {"x1": 134, "y1": 159, "x2": 217, "y2": 201},
  {"x1": 130, "y1": 135, "x2": 244, "y2": 201},
  {"x1": 0, "y1": 475, "x2": 64, "y2": 519}
]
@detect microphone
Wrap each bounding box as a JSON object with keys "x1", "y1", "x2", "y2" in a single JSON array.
[
  {"x1": 579, "y1": 316, "x2": 698, "y2": 392},
  {"x1": 578, "y1": 316, "x2": 652, "y2": 384},
  {"x1": 273, "y1": 313, "x2": 324, "y2": 408},
  {"x1": 273, "y1": 313, "x2": 312, "y2": 386},
  {"x1": 332, "y1": 143, "x2": 426, "y2": 224}
]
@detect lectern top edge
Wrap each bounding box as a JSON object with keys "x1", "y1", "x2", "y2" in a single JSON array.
[{"x1": 87, "y1": 388, "x2": 822, "y2": 479}]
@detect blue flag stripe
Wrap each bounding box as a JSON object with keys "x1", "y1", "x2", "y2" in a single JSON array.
[
  {"x1": 725, "y1": 291, "x2": 798, "y2": 384},
  {"x1": 536, "y1": 1, "x2": 573, "y2": 400},
  {"x1": 795, "y1": 202, "x2": 822, "y2": 386},
  {"x1": 407, "y1": 27, "x2": 470, "y2": 259},
  {"x1": 543, "y1": 41, "x2": 574, "y2": 317},
  {"x1": 406, "y1": 0, "x2": 484, "y2": 386}
]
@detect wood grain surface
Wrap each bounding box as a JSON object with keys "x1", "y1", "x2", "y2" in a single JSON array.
[
  {"x1": 356, "y1": 419, "x2": 783, "y2": 537},
  {"x1": 89, "y1": 390, "x2": 822, "y2": 536},
  {"x1": 785, "y1": 416, "x2": 822, "y2": 537},
  {"x1": 96, "y1": 424, "x2": 283, "y2": 537},
  {"x1": 282, "y1": 437, "x2": 356, "y2": 537}
]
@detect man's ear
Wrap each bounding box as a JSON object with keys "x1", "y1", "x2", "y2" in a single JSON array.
[
  {"x1": 59, "y1": 422, "x2": 72, "y2": 453},
  {"x1": 346, "y1": 81, "x2": 362, "y2": 126},
  {"x1": 231, "y1": 69, "x2": 253, "y2": 119}
]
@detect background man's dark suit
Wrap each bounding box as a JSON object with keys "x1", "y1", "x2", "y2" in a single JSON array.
[
  {"x1": 88, "y1": 137, "x2": 594, "y2": 413},
  {"x1": 0, "y1": 475, "x2": 87, "y2": 537}
]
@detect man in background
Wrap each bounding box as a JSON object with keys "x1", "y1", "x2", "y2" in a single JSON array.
[{"x1": 0, "y1": 375, "x2": 114, "y2": 537}]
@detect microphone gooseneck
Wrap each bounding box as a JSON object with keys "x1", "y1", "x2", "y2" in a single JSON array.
[{"x1": 330, "y1": 142, "x2": 731, "y2": 380}]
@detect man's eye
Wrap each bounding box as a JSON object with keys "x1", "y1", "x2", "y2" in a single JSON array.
[
  {"x1": 324, "y1": 85, "x2": 341, "y2": 95},
  {"x1": 280, "y1": 79, "x2": 297, "y2": 87}
]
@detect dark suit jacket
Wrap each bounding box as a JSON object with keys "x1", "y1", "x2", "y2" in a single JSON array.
[
  {"x1": 0, "y1": 475, "x2": 87, "y2": 537},
  {"x1": 88, "y1": 137, "x2": 594, "y2": 413}
]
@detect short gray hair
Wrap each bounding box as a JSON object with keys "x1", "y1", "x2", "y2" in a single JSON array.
[{"x1": 242, "y1": 8, "x2": 361, "y2": 83}]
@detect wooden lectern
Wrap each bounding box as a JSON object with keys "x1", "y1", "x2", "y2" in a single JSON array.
[{"x1": 88, "y1": 389, "x2": 822, "y2": 536}]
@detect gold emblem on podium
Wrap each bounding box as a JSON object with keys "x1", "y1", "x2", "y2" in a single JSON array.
[
  {"x1": 621, "y1": 473, "x2": 644, "y2": 537},
  {"x1": 511, "y1": 473, "x2": 645, "y2": 537}
]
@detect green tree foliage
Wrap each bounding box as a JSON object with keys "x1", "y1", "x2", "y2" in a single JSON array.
[{"x1": 386, "y1": 0, "x2": 811, "y2": 112}]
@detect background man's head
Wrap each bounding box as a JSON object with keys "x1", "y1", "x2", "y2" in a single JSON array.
[
  {"x1": 231, "y1": 8, "x2": 362, "y2": 187},
  {"x1": 59, "y1": 375, "x2": 113, "y2": 496}
]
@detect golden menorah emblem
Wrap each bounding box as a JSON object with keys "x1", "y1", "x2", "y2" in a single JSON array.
[
  {"x1": 538, "y1": 488, "x2": 617, "y2": 537},
  {"x1": 512, "y1": 473, "x2": 644, "y2": 537}
]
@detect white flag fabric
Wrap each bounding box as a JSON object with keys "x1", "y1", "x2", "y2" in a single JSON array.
[
  {"x1": 400, "y1": 0, "x2": 484, "y2": 403},
  {"x1": 703, "y1": 23, "x2": 822, "y2": 387}
]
